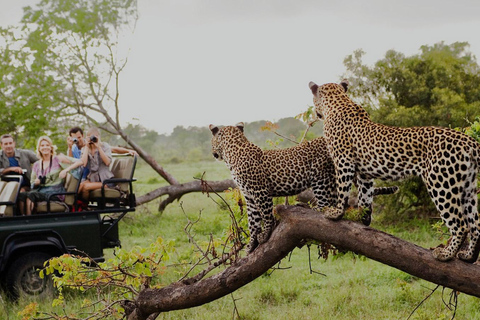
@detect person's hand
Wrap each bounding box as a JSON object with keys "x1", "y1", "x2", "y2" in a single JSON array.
[
  {"x1": 128, "y1": 149, "x2": 138, "y2": 156},
  {"x1": 7, "y1": 167, "x2": 24, "y2": 174},
  {"x1": 87, "y1": 137, "x2": 98, "y2": 150},
  {"x1": 59, "y1": 169, "x2": 68, "y2": 179},
  {"x1": 34, "y1": 178, "x2": 40, "y2": 186},
  {"x1": 67, "y1": 136, "x2": 74, "y2": 148}
]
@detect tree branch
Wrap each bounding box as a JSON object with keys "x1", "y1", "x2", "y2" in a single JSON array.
[
  {"x1": 124, "y1": 205, "x2": 480, "y2": 319},
  {"x1": 136, "y1": 179, "x2": 237, "y2": 209}
]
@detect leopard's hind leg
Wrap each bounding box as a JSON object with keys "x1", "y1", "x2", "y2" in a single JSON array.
[
  {"x1": 356, "y1": 174, "x2": 375, "y2": 226},
  {"x1": 457, "y1": 166, "x2": 480, "y2": 262},
  {"x1": 424, "y1": 172, "x2": 467, "y2": 261}
]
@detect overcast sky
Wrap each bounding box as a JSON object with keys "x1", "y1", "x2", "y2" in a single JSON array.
[{"x1": 2, "y1": 0, "x2": 480, "y2": 135}]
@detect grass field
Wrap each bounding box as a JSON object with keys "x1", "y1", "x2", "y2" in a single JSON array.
[{"x1": 2, "y1": 160, "x2": 480, "y2": 319}]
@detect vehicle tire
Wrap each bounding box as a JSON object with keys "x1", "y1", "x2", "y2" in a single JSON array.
[{"x1": 6, "y1": 252, "x2": 54, "y2": 299}]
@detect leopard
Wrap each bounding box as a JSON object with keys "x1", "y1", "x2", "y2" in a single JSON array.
[
  {"x1": 210, "y1": 122, "x2": 398, "y2": 253},
  {"x1": 309, "y1": 80, "x2": 480, "y2": 262}
]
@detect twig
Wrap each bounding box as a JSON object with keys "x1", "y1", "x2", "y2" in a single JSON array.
[
  {"x1": 230, "y1": 293, "x2": 242, "y2": 320},
  {"x1": 441, "y1": 287, "x2": 458, "y2": 319},
  {"x1": 407, "y1": 285, "x2": 440, "y2": 320},
  {"x1": 307, "y1": 244, "x2": 326, "y2": 276}
]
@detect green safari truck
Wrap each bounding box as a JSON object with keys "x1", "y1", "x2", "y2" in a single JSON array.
[{"x1": 0, "y1": 154, "x2": 137, "y2": 298}]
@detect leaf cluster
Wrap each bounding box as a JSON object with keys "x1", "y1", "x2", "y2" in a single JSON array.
[
  {"x1": 37, "y1": 237, "x2": 175, "y2": 319},
  {"x1": 344, "y1": 42, "x2": 480, "y2": 129}
]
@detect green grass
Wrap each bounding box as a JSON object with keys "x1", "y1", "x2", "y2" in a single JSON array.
[{"x1": 2, "y1": 159, "x2": 480, "y2": 319}]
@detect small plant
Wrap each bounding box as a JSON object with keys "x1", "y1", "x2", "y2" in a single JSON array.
[{"x1": 36, "y1": 237, "x2": 176, "y2": 319}]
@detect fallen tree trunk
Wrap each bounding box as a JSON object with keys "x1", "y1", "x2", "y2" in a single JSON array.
[{"x1": 124, "y1": 205, "x2": 480, "y2": 319}]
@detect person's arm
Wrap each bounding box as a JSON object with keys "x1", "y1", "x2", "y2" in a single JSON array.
[
  {"x1": 28, "y1": 150, "x2": 39, "y2": 163},
  {"x1": 97, "y1": 143, "x2": 111, "y2": 166},
  {"x1": 80, "y1": 146, "x2": 89, "y2": 167},
  {"x1": 31, "y1": 162, "x2": 40, "y2": 188},
  {"x1": 1, "y1": 167, "x2": 24, "y2": 175},
  {"x1": 111, "y1": 146, "x2": 137, "y2": 156},
  {"x1": 58, "y1": 155, "x2": 84, "y2": 179},
  {"x1": 67, "y1": 136, "x2": 74, "y2": 157}
]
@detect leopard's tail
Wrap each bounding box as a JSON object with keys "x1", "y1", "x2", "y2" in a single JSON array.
[
  {"x1": 476, "y1": 140, "x2": 480, "y2": 168},
  {"x1": 373, "y1": 186, "x2": 399, "y2": 197}
]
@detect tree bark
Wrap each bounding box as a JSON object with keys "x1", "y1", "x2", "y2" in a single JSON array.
[
  {"x1": 124, "y1": 205, "x2": 480, "y2": 320},
  {"x1": 135, "y1": 179, "x2": 237, "y2": 210}
]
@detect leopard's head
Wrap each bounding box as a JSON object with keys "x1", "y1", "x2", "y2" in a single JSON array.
[
  {"x1": 209, "y1": 122, "x2": 245, "y2": 161},
  {"x1": 309, "y1": 80, "x2": 349, "y2": 120}
]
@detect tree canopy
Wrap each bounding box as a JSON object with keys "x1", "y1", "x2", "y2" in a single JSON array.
[
  {"x1": 0, "y1": 0, "x2": 137, "y2": 147},
  {"x1": 343, "y1": 41, "x2": 480, "y2": 129}
]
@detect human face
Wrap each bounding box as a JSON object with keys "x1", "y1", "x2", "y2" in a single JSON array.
[
  {"x1": 70, "y1": 131, "x2": 85, "y2": 148},
  {"x1": 39, "y1": 140, "x2": 53, "y2": 158},
  {"x1": 1, "y1": 137, "x2": 16, "y2": 157}
]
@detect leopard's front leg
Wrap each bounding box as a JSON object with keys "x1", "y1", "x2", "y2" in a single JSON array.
[
  {"x1": 255, "y1": 190, "x2": 275, "y2": 245},
  {"x1": 323, "y1": 161, "x2": 355, "y2": 220},
  {"x1": 244, "y1": 193, "x2": 262, "y2": 253}
]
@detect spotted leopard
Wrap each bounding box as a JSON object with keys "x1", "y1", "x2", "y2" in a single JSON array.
[
  {"x1": 210, "y1": 122, "x2": 397, "y2": 253},
  {"x1": 309, "y1": 80, "x2": 480, "y2": 262}
]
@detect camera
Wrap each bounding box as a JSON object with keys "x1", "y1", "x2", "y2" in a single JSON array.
[
  {"x1": 39, "y1": 175, "x2": 47, "y2": 185},
  {"x1": 89, "y1": 136, "x2": 98, "y2": 144},
  {"x1": 72, "y1": 138, "x2": 78, "y2": 144}
]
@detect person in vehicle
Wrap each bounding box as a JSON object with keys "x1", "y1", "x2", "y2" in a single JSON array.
[
  {"x1": 77, "y1": 128, "x2": 116, "y2": 201},
  {"x1": 0, "y1": 134, "x2": 38, "y2": 192},
  {"x1": 18, "y1": 136, "x2": 83, "y2": 215}
]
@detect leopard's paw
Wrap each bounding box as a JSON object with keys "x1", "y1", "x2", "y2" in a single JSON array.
[
  {"x1": 321, "y1": 207, "x2": 344, "y2": 220},
  {"x1": 257, "y1": 229, "x2": 272, "y2": 245},
  {"x1": 457, "y1": 249, "x2": 476, "y2": 263},
  {"x1": 432, "y1": 246, "x2": 455, "y2": 262},
  {"x1": 245, "y1": 239, "x2": 259, "y2": 254}
]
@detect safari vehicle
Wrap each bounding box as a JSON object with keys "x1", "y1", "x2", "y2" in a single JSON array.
[{"x1": 0, "y1": 154, "x2": 137, "y2": 298}]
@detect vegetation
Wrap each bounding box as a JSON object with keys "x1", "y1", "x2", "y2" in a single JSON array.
[
  {"x1": 0, "y1": 0, "x2": 138, "y2": 148},
  {"x1": 1, "y1": 0, "x2": 480, "y2": 318},
  {"x1": 4, "y1": 161, "x2": 480, "y2": 319},
  {"x1": 343, "y1": 41, "x2": 480, "y2": 129}
]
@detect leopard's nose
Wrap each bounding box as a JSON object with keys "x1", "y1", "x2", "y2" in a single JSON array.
[{"x1": 213, "y1": 153, "x2": 219, "y2": 159}]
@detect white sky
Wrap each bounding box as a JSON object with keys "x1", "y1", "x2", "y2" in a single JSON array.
[{"x1": 2, "y1": 0, "x2": 480, "y2": 135}]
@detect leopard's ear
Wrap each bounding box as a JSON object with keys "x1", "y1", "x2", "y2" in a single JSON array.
[
  {"x1": 235, "y1": 122, "x2": 244, "y2": 132},
  {"x1": 340, "y1": 79, "x2": 349, "y2": 92},
  {"x1": 309, "y1": 81, "x2": 318, "y2": 96},
  {"x1": 209, "y1": 124, "x2": 219, "y2": 135}
]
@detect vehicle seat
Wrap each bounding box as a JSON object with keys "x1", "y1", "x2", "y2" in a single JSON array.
[
  {"x1": 88, "y1": 154, "x2": 136, "y2": 208},
  {"x1": 37, "y1": 170, "x2": 82, "y2": 213},
  {"x1": 0, "y1": 181, "x2": 21, "y2": 216}
]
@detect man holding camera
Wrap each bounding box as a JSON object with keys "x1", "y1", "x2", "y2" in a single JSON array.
[
  {"x1": 67, "y1": 127, "x2": 85, "y2": 159},
  {"x1": 0, "y1": 134, "x2": 38, "y2": 191}
]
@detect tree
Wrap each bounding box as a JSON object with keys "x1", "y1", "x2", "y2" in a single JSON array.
[
  {"x1": 0, "y1": 27, "x2": 64, "y2": 147},
  {"x1": 343, "y1": 42, "x2": 480, "y2": 128}
]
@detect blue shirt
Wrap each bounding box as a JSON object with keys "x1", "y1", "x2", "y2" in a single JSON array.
[
  {"x1": 72, "y1": 144, "x2": 89, "y2": 180},
  {"x1": 72, "y1": 144, "x2": 82, "y2": 159},
  {"x1": 8, "y1": 157, "x2": 19, "y2": 167}
]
